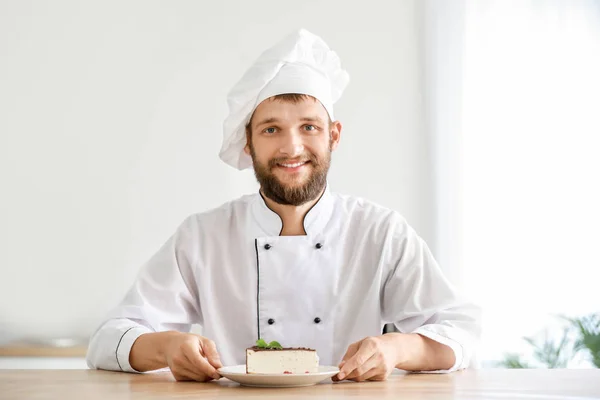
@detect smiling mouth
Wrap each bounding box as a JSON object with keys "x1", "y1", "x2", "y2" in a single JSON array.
[
  {"x1": 278, "y1": 161, "x2": 309, "y2": 168},
  {"x1": 274, "y1": 160, "x2": 311, "y2": 172}
]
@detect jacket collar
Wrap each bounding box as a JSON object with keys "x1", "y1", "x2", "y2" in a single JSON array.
[{"x1": 251, "y1": 184, "x2": 334, "y2": 237}]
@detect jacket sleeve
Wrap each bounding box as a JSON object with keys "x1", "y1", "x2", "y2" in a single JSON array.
[
  {"x1": 380, "y1": 214, "x2": 481, "y2": 373},
  {"x1": 86, "y1": 216, "x2": 202, "y2": 372}
]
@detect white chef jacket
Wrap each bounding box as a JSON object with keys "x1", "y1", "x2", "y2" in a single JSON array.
[{"x1": 86, "y1": 186, "x2": 481, "y2": 373}]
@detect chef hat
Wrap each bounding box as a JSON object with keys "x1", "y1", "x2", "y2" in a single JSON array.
[{"x1": 219, "y1": 28, "x2": 350, "y2": 170}]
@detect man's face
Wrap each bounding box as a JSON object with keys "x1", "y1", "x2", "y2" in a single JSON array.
[{"x1": 244, "y1": 95, "x2": 341, "y2": 206}]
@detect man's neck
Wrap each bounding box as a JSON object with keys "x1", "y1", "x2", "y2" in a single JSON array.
[{"x1": 260, "y1": 187, "x2": 325, "y2": 236}]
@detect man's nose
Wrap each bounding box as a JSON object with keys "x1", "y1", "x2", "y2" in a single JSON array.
[{"x1": 279, "y1": 131, "x2": 304, "y2": 158}]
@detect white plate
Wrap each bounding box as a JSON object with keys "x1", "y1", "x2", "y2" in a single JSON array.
[{"x1": 218, "y1": 365, "x2": 340, "y2": 388}]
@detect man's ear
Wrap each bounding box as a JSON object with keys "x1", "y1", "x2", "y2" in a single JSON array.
[
  {"x1": 329, "y1": 121, "x2": 342, "y2": 151},
  {"x1": 244, "y1": 128, "x2": 251, "y2": 155}
]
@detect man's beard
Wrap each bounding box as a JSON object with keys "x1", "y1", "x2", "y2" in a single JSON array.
[{"x1": 248, "y1": 143, "x2": 331, "y2": 206}]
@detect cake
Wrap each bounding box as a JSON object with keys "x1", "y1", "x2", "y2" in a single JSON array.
[{"x1": 246, "y1": 339, "x2": 319, "y2": 374}]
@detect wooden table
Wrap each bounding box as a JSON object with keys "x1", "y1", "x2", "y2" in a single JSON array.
[
  {"x1": 0, "y1": 343, "x2": 87, "y2": 358},
  {"x1": 1, "y1": 369, "x2": 599, "y2": 399}
]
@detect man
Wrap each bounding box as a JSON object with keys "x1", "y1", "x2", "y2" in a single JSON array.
[{"x1": 86, "y1": 29, "x2": 480, "y2": 383}]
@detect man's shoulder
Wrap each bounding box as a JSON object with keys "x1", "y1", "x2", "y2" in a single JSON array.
[
  {"x1": 332, "y1": 192, "x2": 404, "y2": 216},
  {"x1": 331, "y1": 192, "x2": 409, "y2": 226},
  {"x1": 177, "y1": 193, "x2": 256, "y2": 231},
  {"x1": 192, "y1": 193, "x2": 256, "y2": 220}
]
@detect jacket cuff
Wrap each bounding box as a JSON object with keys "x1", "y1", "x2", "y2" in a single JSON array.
[
  {"x1": 410, "y1": 327, "x2": 464, "y2": 373},
  {"x1": 116, "y1": 326, "x2": 153, "y2": 373}
]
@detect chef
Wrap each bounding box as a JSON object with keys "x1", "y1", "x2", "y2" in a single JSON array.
[{"x1": 86, "y1": 29, "x2": 481, "y2": 383}]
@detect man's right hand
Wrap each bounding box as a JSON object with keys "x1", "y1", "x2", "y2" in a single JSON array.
[
  {"x1": 163, "y1": 332, "x2": 223, "y2": 381},
  {"x1": 129, "y1": 331, "x2": 223, "y2": 382}
]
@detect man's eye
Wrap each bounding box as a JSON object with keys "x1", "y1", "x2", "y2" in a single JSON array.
[
  {"x1": 264, "y1": 127, "x2": 277, "y2": 134},
  {"x1": 304, "y1": 125, "x2": 316, "y2": 131}
]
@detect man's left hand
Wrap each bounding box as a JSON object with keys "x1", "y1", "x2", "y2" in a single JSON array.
[{"x1": 333, "y1": 333, "x2": 402, "y2": 382}]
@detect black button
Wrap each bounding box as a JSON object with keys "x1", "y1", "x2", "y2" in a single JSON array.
[
  {"x1": 314, "y1": 317, "x2": 321, "y2": 324},
  {"x1": 315, "y1": 243, "x2": 323, "y2": 249},
  {"x1": 268, "y1": 318, "x2": 275, "y2": 325},
  {"x1": 264, "y1": 244, "x2": 271, "y2": 250}
]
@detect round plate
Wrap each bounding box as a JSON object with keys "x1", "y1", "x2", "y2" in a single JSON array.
[{"x1": 217, "y1": 365, "x2": 340, "y2": 388}]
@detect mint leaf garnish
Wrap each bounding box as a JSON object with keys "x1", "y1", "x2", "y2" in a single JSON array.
[
  {"x1": 256, "y1": 338, "x2": 284, "y2": 349},
  {"x1": 268, "y1": 341, "x2": 282, "y2": 349}
]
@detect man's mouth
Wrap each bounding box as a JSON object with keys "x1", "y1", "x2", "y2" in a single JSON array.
[{"x1": 275, "y1": 160, "x2": 311, "y2": 172}]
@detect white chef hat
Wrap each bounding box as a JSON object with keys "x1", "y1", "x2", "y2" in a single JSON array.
[{"x1": 219, "y1": 28, "x2": 350, "y2": 170}]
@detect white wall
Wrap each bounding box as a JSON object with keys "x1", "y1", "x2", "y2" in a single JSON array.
[
  {"x1": 421, "y1": 0, "x2": 466, "y2": 290},
  {"x1": 0, "y1": 0, "x2": 431, "y2": 343}
]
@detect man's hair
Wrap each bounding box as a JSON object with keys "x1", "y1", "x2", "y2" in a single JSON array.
[{"x1": 245, "y1": 93, "x2": 333, "y2": 142}]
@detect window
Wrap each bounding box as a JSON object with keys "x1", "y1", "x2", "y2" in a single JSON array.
[{"x1": 460, "y1": 1, "x2": 600, "y2": 365}]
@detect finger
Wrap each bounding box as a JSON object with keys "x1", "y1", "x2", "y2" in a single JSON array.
[
  {"x1": 171, "y1": 364, "x2": 200, "y2": 381},
  {"x1": 338, "y1": 340, "x2": 377, "y2": 380},
  {"x1": 334, "y1": 340, "x2": 361, "y2": 381},
  {"x1": 183, "y1": 345, "x2": 221, "y2": 380},
  {"x1": 339, "y1": 341, "x2": 360, "y2": 367},
  {"x1": 345, "y1": 353, "x2": 380, "y2": 381},
  {"x1": 331, "y1": 373, "x2": 343, "y2": 382},
  {"x1": 200, "y1": 339, "x2": 223, "y2": 369},
  {"x1": 187, "y1": 352, "x2": 221, "y2": 380},
  {"x1": 361, "y1": 366, "x2": 387, "y2": 382},
  {"x1": 170, "y1": 367, "x2": 190, "y2": 382},
  {"x1": 172, "y1": 365, "x2": 213, "y2": 382}
]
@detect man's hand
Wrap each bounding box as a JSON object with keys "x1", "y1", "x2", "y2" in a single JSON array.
[
  {"x1": 333, "y1": 332, "x2": 455, "y2": 382},
  {"x1": 130, "y1": 331, "x2": 223, "y2": 382},
  {"x1": 163, "y1": 333, "x2": 223, "y2": 382},
  {"x1": 332, "y1": 334, "x2": 400, "y2": 382}
]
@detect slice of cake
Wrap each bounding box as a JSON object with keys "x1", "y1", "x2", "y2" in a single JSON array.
[{"x1": 246, "y1": 339, "x2": 319, "y2": 374}]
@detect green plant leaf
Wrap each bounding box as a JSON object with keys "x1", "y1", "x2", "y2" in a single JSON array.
[
  {"x1": 497, "y1": 353, "x2": 530, "y2": 369},
  {"x1": 520, "y1": 327, "x2": 577, "y2": 369},
  {"x1": 268, "y1": 341, "x2": 282, "y2": 349},
  {"x1": 256, "y1": 339, "x2": 268, "y2": 348},
  {"x1": 567, "y1": 313, "x2": 600, "y2": 368},
  {"x1": 508, "y1": 313, "x2": 600, "y2": 369}
]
